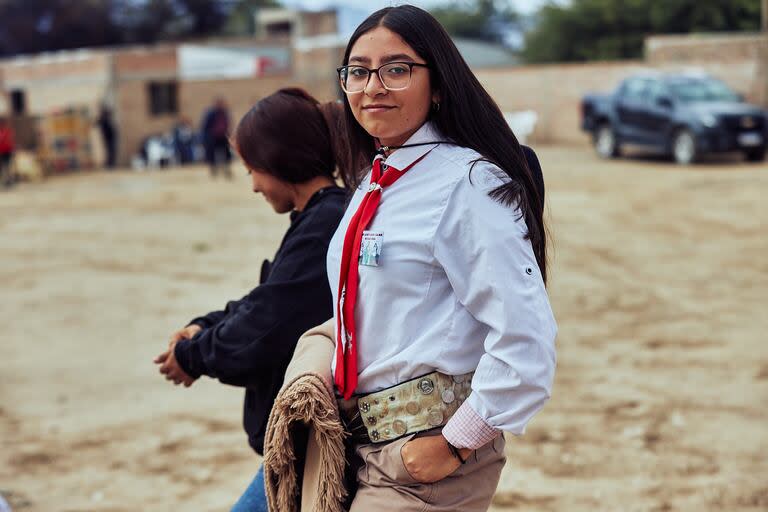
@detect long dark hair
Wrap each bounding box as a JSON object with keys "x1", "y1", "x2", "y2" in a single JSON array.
[
  {"x1": 337, "y1": 5, "x2": 548, "y2": 282},
  {"x1": 233, "y1": 87, "x2": 337, "y2": 184}
]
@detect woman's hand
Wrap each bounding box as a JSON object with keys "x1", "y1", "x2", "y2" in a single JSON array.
[
  {"x1": 169, "y1": 324, "x2": 202, "y2": 344},
  {"x1": 400, "y1": 435, "x2": 472, "y2": 483},
  {"x1": 152, "y1": 324, "x2": 202, "y2": 387},
  {"x1": 154, "y1": 339, "x2": 196, "y2": 387}
]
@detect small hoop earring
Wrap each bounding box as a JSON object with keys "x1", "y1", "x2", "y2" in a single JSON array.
[{"x1": 432, "y1": 102, "x2": 441, "y2": 112}]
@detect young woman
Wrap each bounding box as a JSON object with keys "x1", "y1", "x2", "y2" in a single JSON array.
[
  {"x1": 153, "y1": 88, "x2": 347, "y2": 512},
  {"x1": 328, "y1": 6, "x2": 557, "y2": 511}
]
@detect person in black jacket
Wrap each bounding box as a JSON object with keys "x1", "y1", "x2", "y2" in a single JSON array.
[
  {"x1": 200, "y1": 97, "x2": 233, "y2": 179},
  {"x1": 153, "y1": 88, "x2": 346, "y2": 512}
]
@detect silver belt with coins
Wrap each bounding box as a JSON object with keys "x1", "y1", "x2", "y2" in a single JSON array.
[{"x1": 337, "y1": 371, "x2": 473, "y2": 445}]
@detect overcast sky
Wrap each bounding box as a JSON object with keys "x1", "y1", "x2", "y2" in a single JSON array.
[{"x1": 281, "y1": 0, "x2": 564, "y2": 15}]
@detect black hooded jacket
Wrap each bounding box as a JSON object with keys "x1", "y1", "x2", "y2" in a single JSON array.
[{"x1": 174, "y1": 186, "x2": 346, "y2": 454}]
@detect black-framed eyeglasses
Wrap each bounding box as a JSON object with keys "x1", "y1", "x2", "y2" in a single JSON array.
[{"x1": 336, "y1": 61, "x2": 430, "y2": 94}]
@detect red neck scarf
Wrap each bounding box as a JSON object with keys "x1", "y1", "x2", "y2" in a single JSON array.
[{"x1": 334, "y1": 153, "x2": 427, "y2": 399}]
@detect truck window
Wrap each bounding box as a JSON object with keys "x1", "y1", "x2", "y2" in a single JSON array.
[
  {"x1": 645, "y1": 80, "x2": 667, "y2": 103},
  {"x1": 621, "y1": 78, "x2": 647, "y2": 101}
]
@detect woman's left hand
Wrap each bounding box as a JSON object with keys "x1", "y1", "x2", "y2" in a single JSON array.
[{"x1": 400, "y1": 435, "x2": 471, "y2": 483}]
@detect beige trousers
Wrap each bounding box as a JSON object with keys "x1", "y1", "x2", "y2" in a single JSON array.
[{"x1": 349, "y1": 429, "x2": 506, "y2": 512}]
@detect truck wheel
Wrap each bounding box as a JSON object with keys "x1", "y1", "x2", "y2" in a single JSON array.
[
  {"x1": 595, "y1": 124, "x2": 620, "y2": 159},
  {"x1": 744, "y1": 146, "x2": 766, "y2": 162},
  {"x1": 672, "y1": 129, "x2": 697, "y2": 165}
]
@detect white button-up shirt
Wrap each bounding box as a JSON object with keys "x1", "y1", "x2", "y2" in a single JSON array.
[{"x1": 327, "y1": 121, "x2": 557, "y2": 448}]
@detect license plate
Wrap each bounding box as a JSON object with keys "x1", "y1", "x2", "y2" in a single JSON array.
[{"x1": 738, "y1": 132, "x2": 763, "y2": 147}]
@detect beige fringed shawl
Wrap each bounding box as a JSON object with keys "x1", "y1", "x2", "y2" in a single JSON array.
[{"x1": 263, "y1": 319, "x2": 348, "y2": 512}]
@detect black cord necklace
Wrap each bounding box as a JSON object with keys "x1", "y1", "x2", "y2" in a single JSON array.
[{"x1": 375, "y1": 140, "x2": 453, "y2": 156}]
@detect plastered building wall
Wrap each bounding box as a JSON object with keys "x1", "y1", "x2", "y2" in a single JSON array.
[{"x1": 476, "y1": 34, "x2": 764, "y2": 145}]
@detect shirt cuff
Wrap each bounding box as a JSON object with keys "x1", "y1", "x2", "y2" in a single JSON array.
[
  {"x1": 173, "y1": 339, "x2": 204, "y2": 379},
  {"x1": 187, "y1": 317, "x2": 213, "y2": 329},
  {"x1": 442, "y1": 400, "x2": 502, "y2": 450}
]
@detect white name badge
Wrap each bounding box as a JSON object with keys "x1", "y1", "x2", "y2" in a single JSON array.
[{"x1": 359, "y1": 231, "x2": 383, "y2": 267}]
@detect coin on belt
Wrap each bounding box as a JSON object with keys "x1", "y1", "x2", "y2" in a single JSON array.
[
  {"x1": 428, "y1": 409, "x2": 444, "y2": 426},
  {"x1": 419, "y1": 378, "x2": 435, "y2": 395},
  {"x1": 405, "y1": 401, "x2": 420, "y2": 415}
]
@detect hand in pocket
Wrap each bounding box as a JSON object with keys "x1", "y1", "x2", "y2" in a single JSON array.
[{"x1": 400, "y1": 435, "x2": 462, "y2": 484}]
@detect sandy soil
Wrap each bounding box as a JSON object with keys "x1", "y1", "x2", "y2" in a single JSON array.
[{"x1": 1, "y1": 147, "x2": 766, "y2": 511}]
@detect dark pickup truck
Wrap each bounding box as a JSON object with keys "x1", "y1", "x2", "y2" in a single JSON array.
[{"x1": 581, "y1": 73, "x2": 767, "y2": 164}]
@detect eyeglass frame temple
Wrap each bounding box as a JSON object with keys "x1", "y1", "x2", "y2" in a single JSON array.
[{"x1": 336, "y1": 62, "x2": 430, "y2": 93}]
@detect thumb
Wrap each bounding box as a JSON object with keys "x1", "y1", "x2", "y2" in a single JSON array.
[{"x1": 154, "y1": 350, "x2": 170, "y2": 364}]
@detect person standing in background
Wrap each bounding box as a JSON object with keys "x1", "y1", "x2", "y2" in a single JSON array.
[
  {"x1": 0, "y1": 116, "x2": 15, "y2": 188},
  {"x1": 172, "y1": 117, "x2": 196, "y2": 165},
  {"x1": 96, "y1": 104, "x2": 117, "y2": 169},
  {"x1": 201, "y1": 97, "x2": 233, "y2": 179}
]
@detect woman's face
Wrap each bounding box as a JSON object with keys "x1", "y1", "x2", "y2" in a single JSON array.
[
  {"x1": 346, "y1": 26, "x2": 438, "y2": 147},
  {"x1": 248, "y1": 167, "x2": 295, "y2": 213}
]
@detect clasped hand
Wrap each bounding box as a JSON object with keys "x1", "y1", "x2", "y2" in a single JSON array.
[{"x1": 153, "y1": 324, "x2": 201, "y2": 387}]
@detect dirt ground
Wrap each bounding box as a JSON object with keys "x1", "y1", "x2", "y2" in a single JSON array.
[{"x1": 1, "y1": 146, "x2": 766, "y2": 512}]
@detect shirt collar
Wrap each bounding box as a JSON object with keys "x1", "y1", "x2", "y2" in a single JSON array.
[{"x1": 378, "y1": 121, "x2": 445, "y2": 171}]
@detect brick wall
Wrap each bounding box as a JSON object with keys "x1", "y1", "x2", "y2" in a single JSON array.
[
  {"x1": 0, "y1": 51, "x2": 110, "y2": 116},
  {"x1": 292, "y1": 46, "x2": 344, "y2": 96},
  {"x1": 0, "y1": 50, "x2": 112, "y2": 161},
  {"x1": 646, "y1": 33, "x2": 768, "y2": 106},
  {"x1": 114, "y1": 45, "x2": 177, "y2": 76},
  {"x1": 113, "y1": 46, "x2": 178, "y2": 164},
  {"x1": 298, "y1": 10, "x2": 337, "y2": 38},
  {"x1": 110, "y1": 41, "x2": 343, "y2": 164},
  {"x1": 181, "y1": 76, "x2": 336, "y2": 128},
  {"x1": 477, "y1": 61, "x2": 645, "y2": 144},
  {"x1": 115, "y1": 74, "x2": 337, "y2": 165},
  {"x1": 646, "y1": 33, "x2": 765, "y2": 63}
]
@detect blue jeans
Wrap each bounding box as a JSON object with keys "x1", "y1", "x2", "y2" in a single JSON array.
[{"x1": 231, "y1": 465, "x2": 268, "y2": 512}]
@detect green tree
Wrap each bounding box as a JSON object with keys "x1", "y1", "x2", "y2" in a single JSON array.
[
  {"x1": 223, "y1": 0, "x2": 281, "y2": 37},
  {"x1": 0, "y1": 0, "x2": 280, "y2": 57},
  {"x1": 112, "y1": 0, "x2": 231, "y2": 43},
  {"x1": 431, "y1": 0, "x2": 520, "y2": 44},
  {"x1": 0, "y1": 0, "x2": 122, "y2": 57},
  {"x1": 522, "y1": 0, "x2": 761, "y2": 63}
]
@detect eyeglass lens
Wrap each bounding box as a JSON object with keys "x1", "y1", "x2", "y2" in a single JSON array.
[{"x1": 341, "y1": 63, "x2": 413, "y2": 92}]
